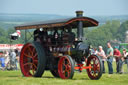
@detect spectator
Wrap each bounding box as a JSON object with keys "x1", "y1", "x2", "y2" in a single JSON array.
[
  {"x1": 113, "y1": 46, "x2": 123, "y2": 74},
  {"x1": 10, "y1": 49, "x2": 16, "y2": 70},
  {"x1": 97, "y1": 46, "x2": 106, "y2": 73},
  {"x1": 15, "y1": 49, "x2": 20, "y2": 70},
  {"x1": 3, "y1": 50, "x2": 10, "y2": 70},
  {"x1": 93, "y1": 48, "x2": 98, "y2": 55},
  {"x1": 106, "y1": 42, "x2": 114, "y2": 74},
  {"x1": 0, "y1": 51, "x2": 5, "y2": 69},
  {"x1": 122, "y1": 48, "x2": 128, "y2": 72}
]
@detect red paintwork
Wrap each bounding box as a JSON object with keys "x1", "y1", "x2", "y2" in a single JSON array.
[
  {"x1": 66, "y1": 18, "x2": 98, "y2": 26},
  {"x1": 74, "y1": 64, "x2": 92, "y2": 71},
  {"x1": 58, "y1": 56, "x2": 71, "y2": 79},
  {"x1": 86, "y1": 55, "x2": 100, "y2": 79},
  {"x1": 20, "y1": 43, "x2": 38, "y2": 77}
]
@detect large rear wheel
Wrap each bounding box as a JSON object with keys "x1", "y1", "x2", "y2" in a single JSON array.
[
  {"x1": 20, "y1": 42, "x2": 46, "y2": 77},
  {"x1": 58, "y1": 55, "x2": 74, "y2": 79},
  {"x1": 86, "y1": 55, "x2": 103, "y2": 80}
]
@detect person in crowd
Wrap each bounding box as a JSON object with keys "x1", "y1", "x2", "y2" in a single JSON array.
[
  {"x1": 106, "y1": 42, "x2": 114, "y2": 74},
  {"x1": 97, "y1": 46, "x2": 106, "y2": 73},
  {"x1": 93, "y1": 48, "x2": 98, "y2": 55},
  {"x1": 122, "y1": 48, "x2": 128, "y2": 72},
  {"x1": 0, "y1": 51, "x2": 5, "y2": 70},
  {"x1": 10, "y1": 49, "x2": 16, "y2": 70},
  {"x1": 15, "y1": 49, "x2": 20, "y2": 70},
  {"x1": 113, "y1": 46, "x2": 123, "y2": 74},
  {"x1": 3, "y1": 50, "x2": 9, "y2": 70}
]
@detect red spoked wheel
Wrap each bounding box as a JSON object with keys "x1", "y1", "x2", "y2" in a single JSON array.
[
  {"x1": 86, "y1": 55, "x2": 103, "y2": 80},
  {"x1": 20, "y1": 42, "x2": 46, "y2": 77},
  {"x1": 58, "y1": 55, "x2": 74, "y2": 79}
]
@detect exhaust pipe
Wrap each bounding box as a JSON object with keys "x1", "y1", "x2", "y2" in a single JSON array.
[{"x1": 76, "y1": 11, "x2": 83, "y2": 41}]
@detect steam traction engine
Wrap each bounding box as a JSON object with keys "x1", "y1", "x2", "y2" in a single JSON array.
[{"x1": 15, "y1": 11, "x2": 103, "y2": 80}]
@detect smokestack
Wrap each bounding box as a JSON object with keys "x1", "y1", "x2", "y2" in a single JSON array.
[
  {"x1": 76, "y1": 11, "x2": 84, "y2": 41},
  {"x1": 76, "y1": 11, "x2": 83, "y2": 17}
]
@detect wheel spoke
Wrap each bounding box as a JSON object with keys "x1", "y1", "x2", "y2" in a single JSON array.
[
  {"x1": 32, "y1": 64, "x2": 37, "y2": 75},
  {"x1": 33, "y1": 60, "x2": 38, "y2": 64},
  {"x1": 32, "y1": 47, "x2": 35, "y2": 57},
  {"x1": 62, "y1": 71, "x2": 66, "y2": 77},
  {"x1": 28, "y1": 46, "x2": 33, "y2": 55},
  {"x1": 23, "y1": 62, "x2": 32, "y2": 67},
  {"x1": 66, "y1": 64, "x2": 71, "y2": 71},
  {"x1": 62, "y1": 60, "x2": 67, "y2": 67},
  {"x1": 32, "y1": 66, "x2": 35, "y2": 75},
  {"x1": 93, "y1": 58, "x2": 96, "y2": 65},
  {"x1": 33, "y1": 63, "x2": 37, "y2": 69},
  {"x1": 24, "y1": 53, "x2": 32, "y2": 58},
  {"x1": 65, "y1": 66, "x2": 71, "y2": 77},
  {"x1": 94, "y1": 58, "x2": 100, "y2": 71},
  {"x1": 33, "y1": 53, "x2": 37, "y2": 59},
  {"x1": 67, "y1": 71, "x2": 70, "y2": 77},
  {"x1": 64, "y1": 71, "x2": 68, "y2": 77},
  {"x1": 63, "y1": 59, "x2": 65, "y2": 64},
  {"x1": 96, "y1": 64, "x2": 100, "y2": 71}
]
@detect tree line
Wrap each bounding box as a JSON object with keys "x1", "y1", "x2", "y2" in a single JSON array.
[{"x1": 84, "y1": 20, "x2": 128, "y2": 51}]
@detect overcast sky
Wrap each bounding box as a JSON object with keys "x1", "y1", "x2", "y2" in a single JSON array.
[{"x1": 0, "y1": 0, "x2": 128, "y2": 16}]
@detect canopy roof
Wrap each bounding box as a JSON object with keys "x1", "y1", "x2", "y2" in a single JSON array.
[{"x1": 15, "y1": 17, "x2": 98, "y2": 30}]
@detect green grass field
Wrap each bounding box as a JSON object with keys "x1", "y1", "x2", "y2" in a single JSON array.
[{"x1": 0, "y1": 62, "x2": 128, "y2": 85}]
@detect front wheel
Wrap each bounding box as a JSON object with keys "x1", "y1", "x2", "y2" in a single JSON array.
[
  {"x1": 58, "y1": 55, "x2": 74, "y2": 79},
  {"x1": 86, "y1": 55, "x2": 103, "y2": 80}
]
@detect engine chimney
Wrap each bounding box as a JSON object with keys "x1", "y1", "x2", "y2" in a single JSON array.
[{"x1": 76, "y1": 11, "x2": 83, "y2": 41}]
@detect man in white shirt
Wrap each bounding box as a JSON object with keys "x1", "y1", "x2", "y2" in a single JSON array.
[{"x1": 97, "y1": 46, "x2": 107, "y2": 73}]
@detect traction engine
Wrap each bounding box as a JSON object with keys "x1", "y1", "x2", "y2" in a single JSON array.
[{"x1": 15, "y1": 11, "x2": 103, "y2": 80}]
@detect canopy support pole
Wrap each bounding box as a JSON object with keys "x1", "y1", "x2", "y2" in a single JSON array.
[{"x1": 25, "y1": 29, "x2": 27, "y2": 43}]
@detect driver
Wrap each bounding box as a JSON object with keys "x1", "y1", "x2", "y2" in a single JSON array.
[
  {"x1": 33, "y1": 28, "x2": 48, "y2": 42},
  {"x1": 33, "y1": 28, "x2": 40, "y2": 41},
  {"x1": 39, "y1": 28, "x2": 48, "y2": 42}
]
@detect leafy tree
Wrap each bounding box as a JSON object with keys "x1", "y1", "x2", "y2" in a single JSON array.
[
  {"x1": 84, "y1": 20, "x2": 122, "y2": 51},
  {"x1": 116, "y1": 21, "x2": 128, "y2": 42}
]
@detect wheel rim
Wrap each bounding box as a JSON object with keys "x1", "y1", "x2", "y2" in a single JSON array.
[
  {"x1": 87, "y1": 55, "x2": 101, "y2": 79},
  {"x1": 20, "y1": 43, "x2": 38, "y2": 77},
  {"x1": 58, "y1": 56, "x2": 71, "y2": 79}
]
